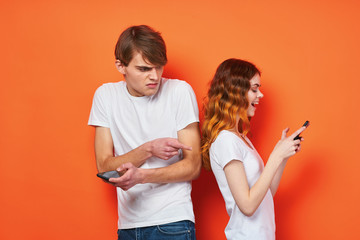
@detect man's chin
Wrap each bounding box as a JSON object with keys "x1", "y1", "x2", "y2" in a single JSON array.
[{"x1": 144, "y1": 89, "x2": 159, "y2": 96}]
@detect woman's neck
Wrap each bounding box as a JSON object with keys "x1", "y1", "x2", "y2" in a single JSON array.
[{"x1": 229, "y1": 128, "x2": 253, "y2": 150}]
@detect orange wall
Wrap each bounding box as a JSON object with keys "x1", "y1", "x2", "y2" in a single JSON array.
[{"x1": 1, "y1": 0, "x2": 360, "y2": 239}]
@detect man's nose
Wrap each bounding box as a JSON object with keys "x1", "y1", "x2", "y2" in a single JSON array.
[{"x1": 149, "y1": 68, "x2": 159, "y2": 80}]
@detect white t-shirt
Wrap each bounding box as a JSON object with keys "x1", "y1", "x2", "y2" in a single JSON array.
[
  {"x1": 210, "y1": 130, "x2": 275, "y2": 240},
  {"x1": 88, "y1": 78, "x2": 199, "y2": 229}
]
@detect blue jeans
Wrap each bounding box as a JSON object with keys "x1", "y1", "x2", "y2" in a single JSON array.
[{"x1": 117, "y1": 220, "x2": 196, "y2": 240}]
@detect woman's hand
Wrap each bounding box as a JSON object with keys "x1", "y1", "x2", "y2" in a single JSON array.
[{"x1": 270, "y1": 126, "x2": 306, "y2": 162}]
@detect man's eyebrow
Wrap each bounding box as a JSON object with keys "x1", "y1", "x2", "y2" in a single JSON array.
[{"x1": 136, "y1": 65, "x2": 152, "y2": 68}]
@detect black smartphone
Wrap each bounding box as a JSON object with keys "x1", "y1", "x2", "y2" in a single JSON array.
[
  {"x1": 294, "y1": 120, "x2": 310, "y2": 140},
  {"x1": 97, "y1": 170, "x2": 124, "y2": 181}
]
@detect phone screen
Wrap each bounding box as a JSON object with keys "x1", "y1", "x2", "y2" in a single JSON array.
[{"x1": 97, "y1": 170, "x2": 123, "y2": 181}]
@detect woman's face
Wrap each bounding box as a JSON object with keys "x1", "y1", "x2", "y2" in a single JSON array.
[{"x1": 247, "y1": 73, "x2": 264, "y2": 117}]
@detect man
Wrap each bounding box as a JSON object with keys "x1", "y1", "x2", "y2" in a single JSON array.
[{"x1": 88, "y1": 25, "x2": 201, "y2": 240}]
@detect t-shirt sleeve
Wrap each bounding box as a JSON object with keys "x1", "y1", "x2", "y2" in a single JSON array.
[
  {"x1": 88, "y1": 85, "x2": 110, "y2": 128},
  {"x1": 211, "y1": 132, "x2": 244, "y2": 169},
  {"x1": 174, "y1": 81, "x2": 199, "y2": 131}
]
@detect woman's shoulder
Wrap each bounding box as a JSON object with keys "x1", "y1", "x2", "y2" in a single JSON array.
[
  {"x1": 212, "y1": 130, "x2": 240, "y2": 148},
  {"x1": 210, "y1": 130, "x2": 247, "y2": 166},
  {"x1": 217, "y1": 130, "x2": 239, "y2": 140}
]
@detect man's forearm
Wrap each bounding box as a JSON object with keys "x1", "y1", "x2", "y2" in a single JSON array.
[
  {"x1": 97, "y1": 142, "x2": 152, "y2": 172},
  {"x1": 140, "y1": 154, "x2": 202, "y2": 184},
  {"x1": 97, "y1": 137, "x2": 193, "y2": 172}
]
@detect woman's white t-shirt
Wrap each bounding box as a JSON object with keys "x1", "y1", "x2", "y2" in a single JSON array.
[{"x1": 210, "y1": 130, "x2": 275, "y2": 240}]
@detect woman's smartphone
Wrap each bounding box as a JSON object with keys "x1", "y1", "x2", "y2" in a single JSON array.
[
  {"x1": 97, "y1": 170, "x2": 124, "y2": 181},
  {"x1": 294, "y1": 120, "x2": 310, "y2": 140}
]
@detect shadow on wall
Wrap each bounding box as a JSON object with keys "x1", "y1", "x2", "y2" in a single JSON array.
[
  {"x1": 163, "y1": 64, "x2": 188, "y2": 83},
  {"x1": 192, "y1": 169, "x2": 228, "y2": 240},
  {"x1": 275, "y1": 153, "x2": 324, "y2": 239}
]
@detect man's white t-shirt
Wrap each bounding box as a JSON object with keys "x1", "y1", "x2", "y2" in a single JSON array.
[
  {"x1": 88, "y1": 78, "x2": 199, "y2": 229},
  {"x1": 210, "y1": 130, "x2": 275, "y2": 240}
]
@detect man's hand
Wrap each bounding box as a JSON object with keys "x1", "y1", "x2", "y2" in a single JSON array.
[
  {"x1": 106, "y1": 123, "x2": 201, "y2": 189},
  {"x1": 107, "y1": 137, "x2": 194, "y2": 190},
  {"x1": 150, "y1": 138, "x2": 192, "y2": 160},
  {"x1": 108, "y1": 163, "x2": 144, "y2": 191}
]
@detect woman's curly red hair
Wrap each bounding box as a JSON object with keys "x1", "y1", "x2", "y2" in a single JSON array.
[{"x1": 201, "y1": 58, "x2": 261, "y2": 170}]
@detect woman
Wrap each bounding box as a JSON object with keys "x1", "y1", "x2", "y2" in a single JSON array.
[{"x1": 201, "y1": 58, "x2": 307, "y2": 239}]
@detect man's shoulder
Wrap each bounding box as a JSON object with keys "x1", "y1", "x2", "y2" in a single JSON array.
[
  {"x1": 94, "y1": 81, "x2": 125, "y2": 96},
  {"x1": 162, "y1": 78, "x2": 185, "y2": 85},
  {"x1": 97, "y1": 81, "x2": 124, "y2": 90},
  {"x1": 161, "y1": 78, "x2": 192, "y2": 92}
]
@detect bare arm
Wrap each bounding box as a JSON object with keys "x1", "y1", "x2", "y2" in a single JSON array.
[
  {"x1": 224, "y1": 157, "x2": 281, "y2": 217},
  {"x1": 225, "y1": 127, "x2": 306, "y2": 216},
  {"x1": 95, "y1": 127, "x2": 151, "y2": 172},
  {"x1": 142, "y1": 122, "x2": 202, "y2": 182},
  {"x1": 269, "y1": 159, "x2": 288, "y2": 196},
  {"x1": 270, "y1": 129, "x2": 304, "y2": 196},
  {"x1": 94, "y1": 126, "x2": 192, "y2": 173},
  {"x1": 109, "y1": 122, "x2": 202, "y2": 190}
]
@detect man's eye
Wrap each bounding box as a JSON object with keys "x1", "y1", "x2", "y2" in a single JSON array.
[{"x1": 138, "y1": 67, "x2": 151, "y2": 72}]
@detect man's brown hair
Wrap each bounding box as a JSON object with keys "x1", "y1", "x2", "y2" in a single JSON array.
[{"x1": 114, "y1": 25, "x2": 167, "y2": 67}]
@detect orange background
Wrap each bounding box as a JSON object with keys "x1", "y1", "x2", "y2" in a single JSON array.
[{"x1": 1, "y1": 0, "x2": 360, "y2": 239}]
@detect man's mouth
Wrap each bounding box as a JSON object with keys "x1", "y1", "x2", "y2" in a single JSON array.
[{"x1": 147, "y1": 83, "x2": 158, "y2": 88}]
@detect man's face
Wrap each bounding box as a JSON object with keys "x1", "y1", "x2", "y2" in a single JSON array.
[{"x1": 116, "y1": 52, "x2": 164, "y2": 97}]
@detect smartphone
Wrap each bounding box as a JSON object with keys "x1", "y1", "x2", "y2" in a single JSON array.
[
  {"x1": 97, "y1": 170, "x2": 124, "y2": 181},
  {"x1": 294, "y1": 120, "x2": 310, "y2": 140}
]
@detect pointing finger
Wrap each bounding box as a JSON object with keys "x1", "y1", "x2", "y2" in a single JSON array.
[
  {"x1": 289, "y1": 126, "x2": 307, "y2": 139},
  {"x1": 281, "y1": 128, "x2": 290, "y2": 140},
  {"x1": 169, "y1": 140, "x2": 192, "y2": 151}
]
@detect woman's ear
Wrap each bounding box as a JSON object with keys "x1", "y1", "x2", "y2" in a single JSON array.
[{"x1": 115, "y1": 60, "x2": 126, "y2": 74}]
